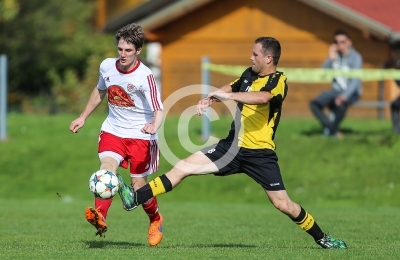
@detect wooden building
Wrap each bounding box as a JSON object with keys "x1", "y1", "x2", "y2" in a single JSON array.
[{"x1": 96, "y1": 0, "x2": 400, "y2": 118}]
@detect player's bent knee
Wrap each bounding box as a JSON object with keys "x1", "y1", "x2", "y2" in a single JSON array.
[
  {"x1": 272, "y1": 201, "x2": 289, "y2": 213},
  {"x1": 100, "y1": 157, "x2": 119, "y2": 173},
  {"x1": 268, "y1": 192, "x2": 292, "y2": 214}
]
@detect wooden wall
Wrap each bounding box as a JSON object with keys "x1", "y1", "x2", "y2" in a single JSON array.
[{"x1": 151, "y1": 0, "x2": 392, "y2": 118}]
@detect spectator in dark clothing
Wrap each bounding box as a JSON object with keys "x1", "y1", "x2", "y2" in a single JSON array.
[
  {"x1": 310, "y1": 29, "x2": 363, "y2": 138},
  {"x1": 384, "y1": 41, "x2": 400, "y2": 134}
]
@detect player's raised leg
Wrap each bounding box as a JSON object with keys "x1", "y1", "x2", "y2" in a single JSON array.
[
  {"x1": 133, "y1": 151, "x2": 219, "y2": 206},
  {"x1": 266, "y1": 189, "x2": 347, "y2": 249}
]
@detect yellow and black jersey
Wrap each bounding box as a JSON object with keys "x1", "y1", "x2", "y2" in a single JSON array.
[{"x1": 225, "y1": 67, "x2": 288, "y2": 150}]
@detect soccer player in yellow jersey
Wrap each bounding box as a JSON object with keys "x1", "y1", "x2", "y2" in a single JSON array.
[{"x1": 121, "y1": 37, "x2": 347, "y2": 249}]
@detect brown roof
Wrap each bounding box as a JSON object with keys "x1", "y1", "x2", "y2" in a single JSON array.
[
  {"x1": 298, "y1": 0, "x2": 400, "y2": 41},
  {"x1": 333, "y1": 0, "x2": 400, "y2": 31},
  {"x1": 104, "y1": 0, "x2": 400, "y2": 41}
]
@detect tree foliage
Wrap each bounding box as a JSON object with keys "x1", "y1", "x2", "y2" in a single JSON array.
[
  {"x1": 0, "y1": 0, "x2": 19, "y2": 22},
  {"x1": 0, "y1": 0, "x2": 115, "y2": 113}
]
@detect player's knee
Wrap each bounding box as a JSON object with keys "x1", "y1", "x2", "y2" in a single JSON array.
[
  {"x1": 173, "y1": 160, "x2": 193, "y2": 177},
  {"x1": 100, "y1": 157, "x2": 119, "y2": 172}
]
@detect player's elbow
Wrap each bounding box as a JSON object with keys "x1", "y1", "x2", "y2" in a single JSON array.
[{"x1": 259, "y1": 92, "x2": 271, "y2": 104}]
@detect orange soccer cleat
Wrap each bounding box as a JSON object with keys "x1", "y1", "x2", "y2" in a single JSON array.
[
  {"x1": 85, "y1": 207, "x2": 108, "y2": 237},
  {"x1": 148, "y1": 213, "x2": 163, "y2": 246}
]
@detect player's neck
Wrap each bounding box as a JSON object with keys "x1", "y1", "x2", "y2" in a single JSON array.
[
  {"x1": 117, "y1": 59, "x2": 139, "y2": 72},
  {"x1": 258, "y1": 67, "x2": 277, "y2": 77}
]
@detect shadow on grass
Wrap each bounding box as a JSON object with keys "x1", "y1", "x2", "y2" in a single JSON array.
[
  {"x1": 84, "y1": 241, "x2": 319, "y2": 250},
  {"x1": 302, "y1": 127, "x2": 400, "y2": 148},
  {"x1": 161, "y1": 243, "x2": 318, "y2": 250},
  {"x1": 302, "y1": 127, "x2": 396, "y2": 137},
  {"x1": 301, "y1": 127, "x2": 356, "y2": 137},
  {"x1": 84, "y1": 240, "x2": 145, "y2": 249},
  {"x1": 189, "y1": 243, "x2": 256, "y2": 248}
]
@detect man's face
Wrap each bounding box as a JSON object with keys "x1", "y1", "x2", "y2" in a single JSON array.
[
  {"x1": 334, "y1": 34, "x2": 351, "y2": 55},
  {"x1": 117, "y1": 39, "x2": 141, "y2": 68},
  {"x1": 250, "y1": 43, "x2": 271, "y2": 75}
]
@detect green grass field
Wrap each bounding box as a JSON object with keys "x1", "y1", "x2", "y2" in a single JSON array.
[
  {"x1": 1, "y1": 113, "x2": 400, "y2": 259},
  {"x1": 1, "y1": 200, "x2": 399, "y2": 259}
]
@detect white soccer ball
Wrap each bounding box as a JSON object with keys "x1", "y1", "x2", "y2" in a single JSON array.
[{"x1": 89, "y1": 170, "x2": 120, "y2": 199}]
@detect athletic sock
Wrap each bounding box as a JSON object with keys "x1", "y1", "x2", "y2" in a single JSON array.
[
  {"x1": 291, "y1": 206, "x2": 325, "y2": 241},
  {"x1": 136, "y1": 174, "x2": 173, "y2": 205},
  {"x1": 142, "y1": 197, "x2": 160, "y2": 222},
  {"x1": 94, "y1": 197, "x2": 113, "y2": 219}
]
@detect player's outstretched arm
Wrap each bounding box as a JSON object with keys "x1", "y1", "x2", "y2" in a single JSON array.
[
  {"x1": 207, "y1": 87, "x2": 271, "y2": 105},
  {"x1": 227, "y1": 91, "x2": 271, "y2": 105},
  {"x1": 197, "y1": 84, "x2": 232, "y2": 115},
  {"x1": 70, "y1": 87, "x2": 107, "y2": 133}
]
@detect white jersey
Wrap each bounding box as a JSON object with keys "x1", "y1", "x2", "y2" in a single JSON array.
[{"x1": 97, "y1": 58, "x2": 163, "y2": 139}]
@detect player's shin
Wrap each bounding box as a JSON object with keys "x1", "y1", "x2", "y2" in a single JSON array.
[
  {"x1": 291, "y1": 206, "x2": 325, "y2": 241},
  {"x1": 94, "y1": 197, "x2": 113, "y2": 219}
]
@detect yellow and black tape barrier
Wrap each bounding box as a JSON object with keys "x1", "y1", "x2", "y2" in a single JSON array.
[{"x1": 202, "y1": 63, "x2": 400, "y2": 83}]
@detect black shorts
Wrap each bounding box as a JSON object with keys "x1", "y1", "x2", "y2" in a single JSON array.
[{"x1": 201, "y1": 139, "x2": 285, "y2": 191}]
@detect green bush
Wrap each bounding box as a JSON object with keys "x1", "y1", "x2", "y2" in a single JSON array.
[{"x1": 0, "y1": 0, "x2": 115, "y2": 113}]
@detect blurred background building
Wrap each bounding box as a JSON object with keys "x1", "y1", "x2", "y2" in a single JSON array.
[
  {"x1": 94, "y1": 0, "x2": 400, "y2": 118},
  {"x1": 2, "y1": 0, "x2": 399, "y2": 117}
]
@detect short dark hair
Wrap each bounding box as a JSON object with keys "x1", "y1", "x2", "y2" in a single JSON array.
[
  {"x1": 334, "y1": 29, "x2": 350, "y2": 39},
  {"x1": 115, "y1": 23, "x2": 145, "y2": 50},
  {"x1": 254, "y1": 37, "x2": 281, "y2": 65},
  {"x1": 389, "y1": 40, "x2": 400, "y2": 50}
]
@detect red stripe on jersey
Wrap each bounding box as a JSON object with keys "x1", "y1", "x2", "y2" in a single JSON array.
[{"x1": 147, "y1": 74, "x2": 160, "y2": 110}]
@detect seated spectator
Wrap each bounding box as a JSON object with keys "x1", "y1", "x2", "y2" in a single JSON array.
[{"x1": 310, "y1": 29, "x2": 363, "y2": 138}]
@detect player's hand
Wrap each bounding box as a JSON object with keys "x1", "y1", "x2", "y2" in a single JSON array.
[
  {"x1": 70, "y1": 117, "x2": 85, "y2": 133},
  {"x1": 141, "y1": 123, "x2": 156, "y2": 134},
  {"x1": 197, "y1": 97, "x2": 213, "y2": 116},
  {"x1": 329, "y1": 44, "x2": 338, "y2": 60},
  {"x1": 335, "y1": 94, "x2": 347, "y2": 106}
]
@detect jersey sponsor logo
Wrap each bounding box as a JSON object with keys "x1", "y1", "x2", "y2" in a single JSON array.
[
  {"x1": 108, "y1": 85, "x2": 135, "y2": 107},
  {"x1": 127, "y1": 83, "x2": 135, "y2": 92}
]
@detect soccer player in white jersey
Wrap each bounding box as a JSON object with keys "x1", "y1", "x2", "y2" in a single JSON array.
[{"x1": 69, "y1": 23, "x2": 164, "y2": 246}]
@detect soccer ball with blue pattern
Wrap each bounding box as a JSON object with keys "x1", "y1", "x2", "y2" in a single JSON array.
[{"x1": 89, "y1": 170, "x2": 120, "y2": 199}]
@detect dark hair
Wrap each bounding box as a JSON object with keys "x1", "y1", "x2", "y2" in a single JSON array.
[
  {"x1": 115, "y1": 23, "x2": 145, "y2": 50},
  {"x1": 334, "y1": 29, "x2": 350, "y2": 39},
  {"x1": 389, "y1": 40, "x2": 400, "y2": 50},
  {"x1": 254, "y1": 37, "x2": 281, "y2": 65}
]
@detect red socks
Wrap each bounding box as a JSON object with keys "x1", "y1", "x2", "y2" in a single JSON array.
[
  {"x1": 94, "y1": 197, "x2": 113, "y2": 219},
  {"x1": 142, "y1": 197, "x2": 160, "y2": 222},
  {"x1": 93, "y1": 196, "x2": 159, "y2": 222}
]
